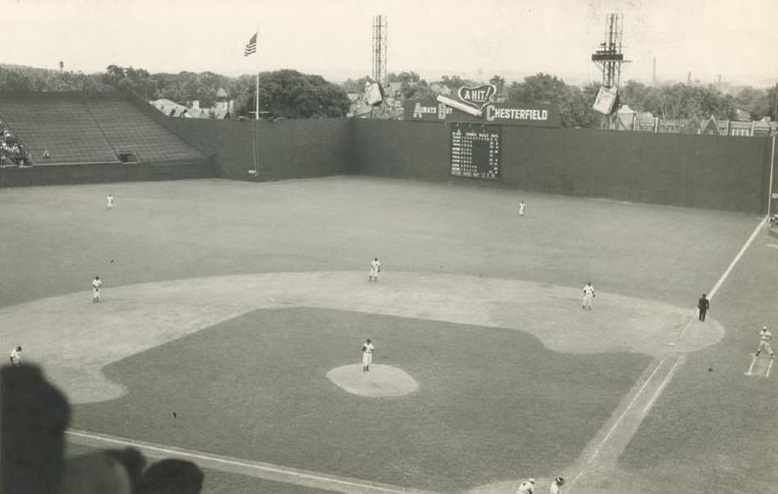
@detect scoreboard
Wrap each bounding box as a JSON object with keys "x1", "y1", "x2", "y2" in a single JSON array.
[{"x1": 449, "y1": 123, "x2": 502, "y2": 180}]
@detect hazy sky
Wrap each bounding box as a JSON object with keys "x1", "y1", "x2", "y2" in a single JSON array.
[{"x1": 4, "y1": 0, "x2": 777, "y2": 86}]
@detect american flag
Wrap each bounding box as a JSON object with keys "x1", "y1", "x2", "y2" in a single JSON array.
[{"x1": 244, "y1": 32, "x2": 257, "y2": 56}]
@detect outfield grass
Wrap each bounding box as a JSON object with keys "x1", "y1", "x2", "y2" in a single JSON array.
[{"x1": 71, "y1": 308, "x2": 650, "y2": 492}]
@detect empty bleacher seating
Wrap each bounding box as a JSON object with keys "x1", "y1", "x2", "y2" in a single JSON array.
[
  {"x1": 0, "y1": 93, "x2": 203, "y2": 165},
  {"x1": 85, "y1": 96, "x2": 204, "y2": 163}
]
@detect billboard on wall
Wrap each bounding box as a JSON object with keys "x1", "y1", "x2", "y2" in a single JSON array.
[{"x1": 404, "y1": 95, "x2": 560, "y2": 127}]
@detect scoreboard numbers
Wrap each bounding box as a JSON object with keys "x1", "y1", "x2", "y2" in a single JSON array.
[{"x1": 449, "y1": 123, "x2": 501, "y2": 180}]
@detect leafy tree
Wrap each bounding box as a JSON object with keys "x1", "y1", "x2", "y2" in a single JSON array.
[
  {"x1": 340, "y1": 76, "x2": 371, "y2": 94},
  {"x1": 102, "y1": 65, "x2": 157, "y2": 98},
  {"x1": 437, "y1": 75, "x2": 479, "y2": 92},
  {"x1": 245, "y1": 69, "x2": 350, "y2": 119},
  {"x1": 506, "y1": 73, "x2": 567, "y2": 106},
  {"x1": 733, "y1": 86, "x2": 771, "y2": 120},
  {"x1": 640, "y1": 83, "x2": 733, "y2": 120},
  {"x1": 0, "y1": 68, "x2": 34, "y2": 91}
]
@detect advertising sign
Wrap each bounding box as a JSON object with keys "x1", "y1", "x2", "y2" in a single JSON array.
[{"x1": 404, "y1": 90, "x2": 560, "y2": 127}]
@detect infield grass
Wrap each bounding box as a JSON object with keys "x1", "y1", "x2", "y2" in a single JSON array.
[{"x1": 71, "y1": 308, "x2": 650, "y2": 492}]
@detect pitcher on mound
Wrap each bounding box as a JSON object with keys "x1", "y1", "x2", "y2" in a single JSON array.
[{"x1": 361, "y1": 338, "x2": 375, "y2": 372}]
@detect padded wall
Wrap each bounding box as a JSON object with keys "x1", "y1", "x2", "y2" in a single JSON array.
[{"x1": 352, "y1": 120, "x2": 770, "y2": 213}]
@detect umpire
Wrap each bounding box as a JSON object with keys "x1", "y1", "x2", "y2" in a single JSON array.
[{"x1": 698, "y1": 294, "x2": 710, "y2": 321}]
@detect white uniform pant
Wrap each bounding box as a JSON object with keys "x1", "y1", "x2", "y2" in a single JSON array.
[
  {"x1": 362, "y1": 352, "x2": 373, "y2": 367},
  {"x1": 756, "y1": 341, "x2": 774, "y2": 355}
]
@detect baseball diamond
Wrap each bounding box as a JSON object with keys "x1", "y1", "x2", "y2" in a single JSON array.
[{"x1": 1, "y1": 174, "x2": 776, "y2": 494}]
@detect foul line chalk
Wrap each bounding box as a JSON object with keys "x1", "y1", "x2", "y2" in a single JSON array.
[{"x1": 66, "y1": 429, "x2": 435, "y2": 494}]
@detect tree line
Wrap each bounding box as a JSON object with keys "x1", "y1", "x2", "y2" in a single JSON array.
[
  {"x1": 0, "y1": 64, "x2": 350, "y2": 119},
  {"x1": 1, "y1": 64, "x2": 775, "y2": 125}
]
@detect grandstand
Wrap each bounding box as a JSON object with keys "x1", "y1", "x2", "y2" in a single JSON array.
[{"x1": 0, "y1": 92, "x2": 204, "y2": 165}]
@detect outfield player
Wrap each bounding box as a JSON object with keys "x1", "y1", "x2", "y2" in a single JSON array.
[
  {"x1": 92, "y1": 276, "x2": 103, "y2": 302},
  {"x1": 755, "y1": 326, "x2": 775, "y2": 359},
  {"x1": 9, "y1": 346, "x2": 22, "y2": 366},
  {"x1": 518, "y1": 201, "x2": 526, "y2": 217},
  {"x1": 106, "y1": 193, "x2": 114, "y2": 210},
  {"x1": 369, "y1": 257, "x2": 381, "y2": 282},
  {"x1": 516, "y1": 477, "x2": 535, "y2": 494},
  {"x1": 550, "y1": 477, "x2": 565, "y2": 494},
  {"x1": 582, "y1": 282, "x2": 595, "y2": 310},
  {"x1": 361, "y1": 338, "x2": 375, "y2": 372}
]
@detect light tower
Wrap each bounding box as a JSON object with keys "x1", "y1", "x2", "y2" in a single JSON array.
[
  {"x1": 372, "y1": 15, "x2": 388, "y2": 90},
  {"x1": 591, "y1": 13, "x2": 626, "y2": 89},
  {"x1": 591, "y1": 13, "x2": 628, "y2": 128}
]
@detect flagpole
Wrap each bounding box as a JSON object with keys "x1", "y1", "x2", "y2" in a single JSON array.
[{"x1": 254, "y1": 30, "x2": 260, "y2": 176}]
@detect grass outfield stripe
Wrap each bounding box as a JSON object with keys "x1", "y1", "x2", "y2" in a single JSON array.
[{"x1": 65, "y1": 429, "x2": 436, "y2": 494}]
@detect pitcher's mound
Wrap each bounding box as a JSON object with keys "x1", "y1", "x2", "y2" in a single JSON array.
[{"x1": 327, "y1": 364, "x2": 419, "y2": 397}]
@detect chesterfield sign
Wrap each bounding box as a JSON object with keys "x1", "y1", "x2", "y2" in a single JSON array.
[{"x1": 404, "y1": 85, "x2": 560, "y2": 127}]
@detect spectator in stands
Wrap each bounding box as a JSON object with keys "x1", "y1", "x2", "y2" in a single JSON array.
[
  {"x1": 2, "y1": 363, "x2": 206, "y2": 494},
  {"x1": 43, "y1": 149, "x2": 50, "y2": 159},
  {"x1": 104, "y1": 447, "x2": 148, "y2": 493},
  {"x1": 138, "y1": 459, "x2": 205, "y2": 494},
  {"x1": 59, "y1": 451, "x2": 133, "y2": 494},
  {"x1": 1, "y1": 364, "x2": 70, "y2": 494}
]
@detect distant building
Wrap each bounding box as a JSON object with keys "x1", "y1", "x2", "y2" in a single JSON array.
[{"x1": 149, "y1": 89, "x2": 233, "y2": 120}]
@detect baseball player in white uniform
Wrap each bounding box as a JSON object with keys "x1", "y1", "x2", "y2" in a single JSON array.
[
  {"x1": 516, "y1": 478, "x2": 535, "y2": 494},
  {"x1": 9, "y1": 346, "x2": 22, "y2": 366},
  {"x1": 92, "y1": 276, "x2": 103, "y2": 302},
  {"x1": 361, "y1": 338, "x2": 375, "y2": 372},
  {"x1": 549, "y1": 477, "x2": 565, "y2": 494},
  {"x1": 755, "y1": 326, "x2": 775, "y2": 359},
  {"x1": 369, "y1": 258, "x2": 381, "y2": 282},
  {"x1": 518, "y1": 201, "x2": 526, "y2": 217},
  {"x1": 582, "y1": 282, "x2": 595, "y2": 310},
  {"x1": 106, "y1": 193, "x2": 114, "y2": 210}
]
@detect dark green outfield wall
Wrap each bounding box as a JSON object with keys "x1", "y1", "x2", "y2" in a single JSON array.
[
  {"x1": 147, "y1": 112, "x2": 353, "y2": 181},
  {"x1": 353, "y1": 120, "x2": 772, "y2": 213}
]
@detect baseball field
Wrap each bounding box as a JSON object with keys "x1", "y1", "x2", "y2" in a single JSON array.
[{"x1": 1, "y1": 176, "x2": 776, "y2": 494}]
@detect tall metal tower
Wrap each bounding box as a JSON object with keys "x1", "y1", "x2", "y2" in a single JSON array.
[
  {"x1": 591, "y1": 13, "x2": 626, "y2": 89},
  {"x1": 372, "y1": 15, "x2": 388, "y2": 89}
]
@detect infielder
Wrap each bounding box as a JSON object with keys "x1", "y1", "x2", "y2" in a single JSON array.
[
  {"x1": 755, "y1": 326, "x2": 775, "y2": 359},
  {"x1": 361, "y1": 338, "x2": 375, "y2": 372},
  {"x1": 106, "y1": 193, "x2": 114, "y2": 210},
  {"x1": 516, "y1": 477, "x2": 535, "y2": 494},
  {"x1": 550, "y1": 477, "x2": 565, "y2": 494},
  {"x1": 518, "y1": 201, "x2": 526, "y2": 217},
  {"x1": 369, "y1": 257, "x2": 381, "y2": 282},
  {"x1": 582, "y1": 282, "x2": 595, "y2": 310},
  {"x1": 9, "y1": 346, "x2": 22, "y2": 366},
  {"x1": 92, "y1": 276, "x2": 103, "y2": 302}
]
